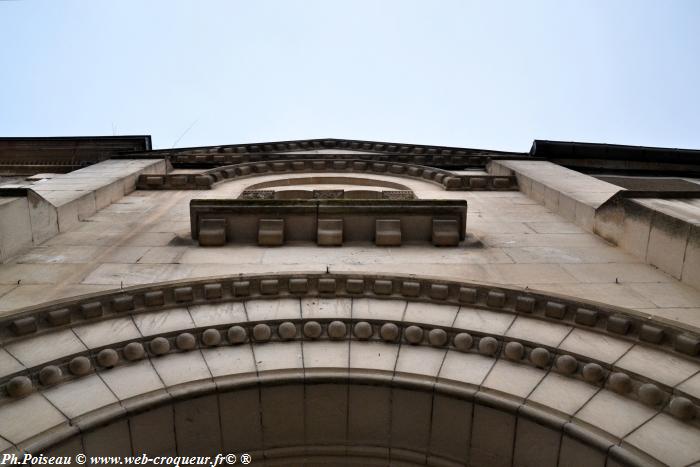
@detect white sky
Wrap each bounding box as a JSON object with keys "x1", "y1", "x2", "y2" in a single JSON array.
[{"x1": 1, "y1": 0, "x2": 699, "y2": 151}]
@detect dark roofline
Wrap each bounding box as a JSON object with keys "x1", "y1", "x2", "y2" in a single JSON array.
[
  {"x1": 530, "y1": 140, "x2": 700, "y2": 165},
  {"x1": 0, "y1": 135, "x2": 152, "y2": 150}
]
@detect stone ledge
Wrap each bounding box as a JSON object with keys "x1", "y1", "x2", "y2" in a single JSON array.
[
  {"x1": 189, "y1": 199, "x2": 468, "y2": 247},
  {"x1": 0, "y1": 160, "x2": 167, "y2": 262},
  {"x1": 491, "y1": 160, "x2": 700, "y2": 292}
]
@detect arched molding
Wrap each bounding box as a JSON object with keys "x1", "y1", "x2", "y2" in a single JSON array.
[
  {"x1": 136, "y1": 160, "x2": 518, "y2": 191},
  {"x1": 2, "y1": 273, "x2": 698, "y2": 359},
  {"x1": 1, "y1": 313, "x2": 698, "y2": 428},
  {"x1": 243, "y1": 175, "x2": 412, "y2": 191},
  {"x1": 2, "y1": 272, "x2": 699, "y2": 466},
  {"x1": 1, "y1": 367, "x2": 664, "y2": 466}
]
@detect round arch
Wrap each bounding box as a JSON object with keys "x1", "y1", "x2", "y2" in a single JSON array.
[{"x1": 1, "y1": 273, "x2": 698, "y2": 466}]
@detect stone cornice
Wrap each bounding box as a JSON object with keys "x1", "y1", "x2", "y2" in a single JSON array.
[
  {"x1": 1, "y1": 273, "x2": 698, "y2": 357},
  {"x1": 119, "y1": 137, "x2": 526, "y2": 163},
  {"x1": 137, "y1": 159, "x2": 518, "y2": 191}
]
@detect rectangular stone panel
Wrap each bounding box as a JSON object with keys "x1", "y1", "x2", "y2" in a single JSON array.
[
  {"x1": 173, "y1": 394, "x2": 222, "y2": 456},
  {"x1": 469, "y1": 404, "x2": 516, "y2": 467}
]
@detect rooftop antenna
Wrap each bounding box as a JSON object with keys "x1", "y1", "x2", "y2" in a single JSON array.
[{"x1": 171, "y1": 119, "x2": 199, "y2": 149}]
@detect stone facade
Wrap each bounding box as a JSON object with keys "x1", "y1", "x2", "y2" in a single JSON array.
[{"x1": 0, "y1": 137, "x2": 699, "y2": 466}]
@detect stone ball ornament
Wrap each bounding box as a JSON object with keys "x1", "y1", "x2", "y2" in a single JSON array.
[
  {"x1": 39, "y1": 365, "x2": 63, "y2": 386},
  {"x1": 303, "y1": 321, "x2": 322, "y2": 339},
  {"x1": 123, "y1": 342, "x2": 145, "y2": 361},
  {"x1": 555, "y1": 355, "x2": 578, "y2": 374},
  {"x1": 582, "y1": 363, "x2": 604, "y2": 383},
  {"x1": 353, "y1": 321, "x2": 373, "y2": 339},
  {"x1": 227, "y1": 326, "x2": 247, "y2": 344},
  {"x1": 176, "y1": 332, "x2": 197, "y2": 350},
  {"x1": 404, "y1": 325, "x2": 424, "y2": 344},
  {"x1": 7, "y1": 376, "x2": 33, "y2": 397},
  {"x1": 253, "y1": 323, "x2": 272, "y2": 342},
  {"x1": 328, "y1": 321, "x2": 347, "y2": 339},
  {"x1": 478, "y1": 336, "x2": 499, "y2": 356},
  {"x1": 637, "y1": 383, "x2": 663, "y2": 406},
  {"x1": 504, "y1": 341, "x2": 524, "y2": 360},
  {"x1": 69, "y1": 356, "x2": 92, "y2": 375},
  {"x1": 96, "y1": 349, "x2": 119, "y2": 368},
  {"x1": 277, "y1": 321, "x2": 297, "y2": 340},
  {"x1": 149, "y1": 336, "x2": 171, "y2": 355},
  {"x1": 428, "y1": 329, "x2": 447, "y2": 346},
  {"x1": 202, "y1": 328, "x2": 222, "y2": 346},
  {"x1": 608, "y1": 372, "x2": 632, "y2": 394},
  {"x1": 670, "y1": 397, "x2": 696, "y2": 420},
  {"x1": 453, "y1": 332, "x2": 473, "y2": 351},
  {"x1": 380, "y1": 323, "x2": 400, "y2": 342},
  {"x1": 529, "y1": 347, "x2": 550, "y2": 367}
]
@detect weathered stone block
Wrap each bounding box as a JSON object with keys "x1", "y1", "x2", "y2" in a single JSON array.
[
  {"x1": 80, "y1": 302, "x2": 103, "y2": 319},
  {"x1": 112, "y1": 296, "x2": 134, "y2": 312},
  {"x1": 432, "y1": 219, "x2": 460, "y2": 246},
  {"x1": 10, "y1": 317, "x2": 37, "y2": 335},
  {"x1": 174, "y1": 287, "x2": 194, "y2": 302},
  {"x1": 607, "y1": 315, "x2": 631, "y2": 334},
  {"x1": 574, "y1": 308, "x2": 598, "y2": 326},
  {"x1": 459, "y1": 287, "x2": 478, "y2": 303},
  {"x1": 675, "y1": 334, "x2": 700, "y2": 356},
  {"x1": 260, "y1": 279, "x2": 278, "y2": 295},
  {"x1": 515, "y1": 296, "x2": 535, "y2": 313},
  {"x1": 288, "y1": 278, "x2": 308, "y2": 293},
  {"x1": 346, "y1": 279, "x2": 365, "y2": 294},
  {"x1": 469, "y1": 177, "x2": 487, "y2": 189},
  {"x1": 492, "y1": 177, "x2": 511, "y2": 189},
  {"x1": 233, "y1": 281, "x2": 250, "y2": 296},
  {"x1": 374, "y1": 280, "x2": 393, "y2": 295},
  {"x1": 170, "y1": 175, "x2": 187, "y2": 186},
  {"x1": 317, "y1": 219, "x2": 343, "y2": 246},
  {"x1": 258, "y1": 219, "x2": 284, "y2": 246},
  {"x1": 318, "y1": 278, "x2": 337, "y2": 293},
  {"x1": 430, "y1": 284, "x2": 449, "y2": 300},
  {"x1": 375, "y1": 219, "x2": 401, "y2": 246},
  {"x1": 203, "y1": 283, "x2": 222, "y2": 299},
  {"x1": 47, "y1": 308, "x2": 71, "y2": 325},
  {"x1": 443, "y1": 177, "x2": 462, "y2": 189},
  {"x1": 199, "y1": 218, "x2": 226, "y2": 246},
  {"x1": 401, "y1": 281, "x2": 421, "y2": 297},
  {"x1": 486, "y1": 290, "x2": 506, "y2": 307},
  {"x1": 545, "y1": 301, "x2": 566, "y2": 319},
  {"x1": 144, "y1": 291, "x2": 164, "y2": 307},
  {"x1": 145, "y1": 176, "x2": 164, "y2": 187},
  {"x1": 639, "y1": 324, "x2": 663, "y2": 344}
]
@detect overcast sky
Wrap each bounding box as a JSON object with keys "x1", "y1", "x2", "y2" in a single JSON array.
[{"x1": 1, "y1": 0, "x2": 699, "y2": 151}]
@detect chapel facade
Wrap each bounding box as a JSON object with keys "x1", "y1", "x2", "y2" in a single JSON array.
[{"x1": 0, "y1": 137, "x2": 699, "y2": 466}]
